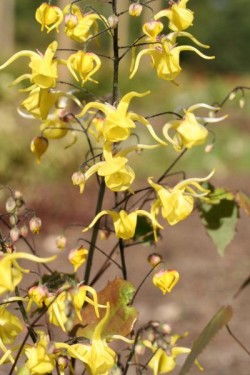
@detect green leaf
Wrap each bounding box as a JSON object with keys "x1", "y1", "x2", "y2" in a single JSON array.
[
  {"x1": 199, "y1": 191, "x2": 239, "y2": 256},
  {"x1": 133, "y1": 215, "x2": 157, "y2": 245},
  {"x1": 178, "y1": 305, "x2": 233, "y2": 375},
  {"x1": 72, "y1": 278, "x2": 138, "y2": 339}
]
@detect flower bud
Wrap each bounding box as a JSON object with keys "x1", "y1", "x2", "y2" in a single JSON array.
[
  {"x1": 134, "y1": 343, "x2": 146, "y2": 356},
  {"x1": 239, "y1": 98, "x2": 245, "y2": 108},
  {"x1": 64, "y1": 13, "x2": 78, "y2": 29},
  {"x1": 10, "y1": 227, "x2": 20, "y2": 243},
  {"x1": 161, "y1": 323, "x2": 172, "y2": 335},
  {"x1": 108, "y1": 14, "x2": 119, "y2": 28},
  {"x1": 5, "y1": 197, "x2": 16, "y2": 213},
  {"x1": 29, "y1": 217, "x2": 42, "y2": 234},
  {"x1": 129, "y1": 3, "x2": 143, "y2": 17},
  {"x1": 147, "y1": 253, "x2": 162, "y2": 267},
  {"x1": 9, "y1": 215, "x2": 17, "y2": 227},
  {"x1": 99, "y1": 229, "x2": 111, "y2": 240},
  {"x1": 229, "y1": 92, "x2": 236, "y2": 101},
  {"x1": 56, "y1": 235, "x2": 67, "y2": 250},
  {"x1": 57, "y1": 356, "x2": 69, "y2": 371},
  {"x1": 30, "y1": 136, "x2": 49, "y2": 164},
  {"x1": 20, "y1": 225, "x2": 29, "y2": 238},
  {"x1": 72, "y1": 171, "x2": 85, "y2": 193},
  {"x1": 68, "y1": 246, "x2": 88, "y2": 271}
]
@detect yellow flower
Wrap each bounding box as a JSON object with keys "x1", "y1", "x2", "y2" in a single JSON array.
[
  {"x1": 19, "y1": 87, "x2": 81, "y2": 121},
  {"x1": 45, "y1": 291, "x2": 68, "y2": 332},
  {"x1": 130, "y1": 32, "x2": 214, "y2": 82},
  {"x1": 77, "y1": 91, "x2": 165, "y2": 144},
  {"x1": 144, "y1": 333, "x2": 202, "y2": 375},
  {"x1": 35, "y1": 3, "x2": 64, "y2": 33},
  {"x1": 74, "y1": 142, "x2": 147, "y2": 193},
  {"x1": 71, "y1": 284, "x2": 104, "y2": 321},
  {"x1": 27, "y1": 285, "x2": 49, "y2": 311},
  {"x1": 152, "y1": 269, "x2": 179, "y2": 294},
  {"x1": 67, "y1": 51, "x2": 101, "y2": 85},
  {"x1": 142, "y1": 20, "x2": 164, "y2": 41},
  {"x1": 56, "y1": 303, "x2": 132, "y2": 375},
  {"x1": 69, "y1": 247, "x2": 88, "y2": 272},
  {"x1": 162, "y1": 103, "x2": 227, "y2": 151},
  {"x1": 148, "y1": 171, "x2": 214, "y2": 225},
  {"x1": 154, "y1": 0, "x2": 194, "y2": 32},
  {"x1": 0, "y1": 41, "x2": 61, "y2": 89},
  {"x1": 0, "y1": 306, "x2": 23, "y2": 344},
  {"x1": 83, "y1": 209, "x2": 162, "y2": 241},
  {"x1": 0, "y1": 252, "x2": 56, "y2": 295},
  {"x1": 25, "y1": 331, "x2": 56, "y2": 374},
  {"x1": 64, "y1": 4, "x2": 103, "y2": 43}
]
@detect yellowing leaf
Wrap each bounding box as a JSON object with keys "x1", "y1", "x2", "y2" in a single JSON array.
[{"x1": 72, "y1": 278, "x2": 137, "y2": 339}]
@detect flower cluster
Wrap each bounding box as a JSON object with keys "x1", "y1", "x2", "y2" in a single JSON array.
[{"x1": 0, "y1": 0, "x2": 229, "y2": 374}]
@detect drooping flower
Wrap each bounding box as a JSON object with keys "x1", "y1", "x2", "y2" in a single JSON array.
[
  {"x1": 30, "y1": 136, "x2": 49, "y2": 164},
  {"x1": 64, "y1": 4, "x2": 104, "y2": 43},
  {"x1": 83, "y1": 209, "x2": 163, "y2": 241},
  {"x1": 69, "y1": 247, "x2": 88, "y2": 272},
  {"x1": 148, "y1": 171, "x2": 214, "y2": 225},
  {"x1": 154, "y1": 0, "x2": 194, "y2": 32},
  {"x1": 67, "y1": 51, "x2": 101, "y2": 85},
  {"x1": 162, "y1": 103, "x2": 227, "y2": 151},
  {"x1": 0, "y1": 252, "x2": 56, "y2": 295},
  {"x1": 27, "y1": 284, "x2": 49, "y2": 311},
  {"x1": 152, "y1": 269, "x2": 180, "y2": 294},
  {"x1": 71, "y1": 284, "x2": 104, "y2": 321},
  {"x1": 35, "y1": 3, "x2": 64, "y2": 33},
  {"x1": 56, "y1": 303, "x2": 132, "y2": 375},
  {"x1": 77, "y1": 91, "x2": 166, "y2": 144},
  {"x1": 130, "y1": 31, "x2": 214, "y2": 82},
  {"x1": 144, "y1": 333, "x2": 203, "y2": 375},
  {"x1": 24, "y1": 331, "x2": 56, "y2": 374},
  {"x1": 0, "y1": 306, "x2": 23, "y2": 344},
  {"x1": 0, "y1": 41, "x2": 62, "y2": 89}
]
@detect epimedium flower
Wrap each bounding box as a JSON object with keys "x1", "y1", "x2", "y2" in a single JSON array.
[
  {"x1": 130, "y1": 31, "x2": 214, "y2": 82},
  {"x1": 152, "y1": 269, "x2": 180, "y2": 294},
  {"x1": 154, "y1": 0, "x2": 194, "y2": 32},
  {"x1": 0, "y1": 252, "x2": 56, "y2": 295},
  {"x1": 0, "y1": 41, "x2": 63, "y2": 89},
  {"x1": 24, "y1": 331, "x2": 56, "y2": 374},
  {"x1": 35, "y1": 3, "x2": 64, "y2": 33},
  {"x1": 56, "y1": 303, "x2": 133, "y2": 375},
  {"x1": 69, "y1": 246, "x2": 88, "y2": 272},
  {"x1": 67, "y1": 51, "x2": 101, "y2": 86},
  {"x1": 148, "y1": 171, "x2": 214, "y2": 226},
  {"x1": 71, "y1": 284, "x2": 105, "y2": 321},
  {"x1": 162, "y1": 103, "x2": 227, "y2": 151},
  {"x1": 82, "y1": 209, "x2": 163, "y2": 241},
  {"x1": 27, "y1": 284, "x2": 49, "y2": 311},
  {"x1": 64, "y1": 4, "x2": 104, "y2": 43},
  {"x1": 77, "y1": 91, "x2": 166, "y2": 144},
  {"x1": 18, "y1": 86, "x2": 81, "y2": 121},
  {"x1": 0, "y1": 306, "x2": 23, "y2": 344},
  {"x1": 143, "y1": 333, "x2": 203, "y2": 375}
]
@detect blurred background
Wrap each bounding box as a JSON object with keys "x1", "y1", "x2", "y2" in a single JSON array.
[
  {"x1": 0, "y1": 2, "x2": 249, "y2": 374},
  {"x1": 0, "y1": 0, "x2": 250, "y2": 188}
]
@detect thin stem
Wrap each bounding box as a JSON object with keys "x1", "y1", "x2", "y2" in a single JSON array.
[
  {"x1": 84, "y1": 179, "x2": 106, "y2": 284},
  {"x1": 119, "y1": 238, "x2": 127, "y2": 280},
  {"x1": 112, "y1": 0, "x2": 119, "y2": 103},
  {"x1": 15, "y1": 287, "x2": 37, "y2": 343}
]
